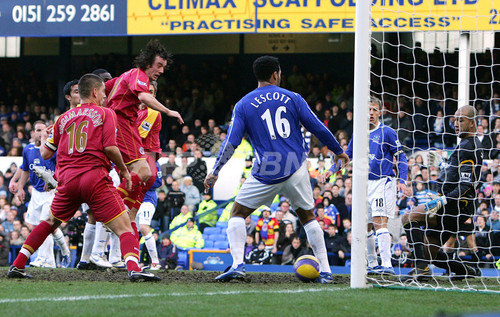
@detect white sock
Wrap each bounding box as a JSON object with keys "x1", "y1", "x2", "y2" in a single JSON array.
[
  {"x1": 144, "y1": 232, "x2": 159, "y2": 264},
  {"x1": 80, "y1": 223, "x2": 96, "y2": 262},
  {"x1": 109, "y1": 233, "x2": 122, "y2": 264},
  {"x1": 91, "y1": 222, "x2": 108, "y2": 257},
  {"x1": 304, "y1": 220, "x2": 331, "y2": 273},
  {"x1": 52, "y1": 228, "x2": 70, "y2": 256},
  {"x1": 227, "y1": 217, "x2": 246, "y2": 269},
  {"x1": 376, "y1": 228, "x2": 392, "y2": 268},
  {"x1": 367, "y1": 231, "x2": 378, "y2": 268},
  {"x1": 44, "y1": 235, "x2": 55, "y2": 266}
]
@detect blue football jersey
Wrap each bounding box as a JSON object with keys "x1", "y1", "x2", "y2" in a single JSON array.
[
  {"x1": 152, "y1": 161, "x2": 162, "y2": 190},
  {"x1": 212, "y1": 85, "x2": 343, "y2": 184},
  {"x1": 346, "y1": 123, "x2": 408, "y2": 182},
  {"x1": 20, "y1": 143, "x2": 57, "y2": 192}
]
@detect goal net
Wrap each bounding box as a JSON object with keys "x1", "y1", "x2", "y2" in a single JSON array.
[{"x1": 356, "y1": 1, "x2": 500, "y2": 293}]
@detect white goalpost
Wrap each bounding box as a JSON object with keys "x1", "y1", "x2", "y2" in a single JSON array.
[{"x1": 353, "y1": 1, "x2": 500, "y2": 292}]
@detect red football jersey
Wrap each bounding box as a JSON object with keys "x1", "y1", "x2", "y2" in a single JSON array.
[
  {"x1": 137, "y1": 107, "x2": 162, "y2": 154},
  {"x1": 105, "y1": 67, "x2": 150, "y2": 122},
  {"x1": 45, "y1": 103, "x2": 118, "y2": 181}
]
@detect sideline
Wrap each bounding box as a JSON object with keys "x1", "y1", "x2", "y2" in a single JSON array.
[{"x1": 0, "y1": 287, "x2": 347, "y2": 304}]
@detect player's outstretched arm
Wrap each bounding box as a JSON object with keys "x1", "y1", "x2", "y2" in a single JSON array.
[
  {"x1": 104, "y1": 146, "x2": 132, "y2": 192},
  {"x1": 138, "y1": 92, "x2": 184, "y2": 124}
]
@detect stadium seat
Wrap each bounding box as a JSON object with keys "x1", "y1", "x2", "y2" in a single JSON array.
[
  {"x1": 216, "y1": 208, "x2": 224, "y2": 217},
  {"x1": 214, "y1": 241, "x2": 229, "y2": 249},
  {"x1": 250, "y1": 215, "x2": 260, "y2": 223},
  {"x1": 177, "y1": 249, "x2": 189, "y2": 269},
  {"x1": 204, "y1": 241, "x2": 214, "y2": 249},
  {"x1": 203, "y1": 227, "x2": 221, "y2": 236},
  {"x1": 216, "y1": 221, "x2": 228, "y2": 228},
  {"x1": 220, "y1": 228, "x2": 227, "y2": 235},
  {"x1": 210, "y1": 234, "x2": 227, "y2": 242},
  {"x1": 203, "y1": 233, "x2": 211, "y2": 241}
]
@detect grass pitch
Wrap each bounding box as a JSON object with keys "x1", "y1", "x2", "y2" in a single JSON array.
[{"x1": 0, "y1": 268, "x2": 499, "y2": 317}]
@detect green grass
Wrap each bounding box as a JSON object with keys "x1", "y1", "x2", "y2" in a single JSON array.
[{"x1": 0, "y1": 270, "x2": 499, "y2": 317}]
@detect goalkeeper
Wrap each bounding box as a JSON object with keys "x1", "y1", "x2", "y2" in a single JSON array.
[{"x1": 401, "y1": 105, "x2": 483, "y2": 281}]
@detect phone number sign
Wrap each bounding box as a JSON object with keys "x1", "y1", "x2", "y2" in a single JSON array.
[{"x1": 0, "y1": 0, "x2": 126, "y2": 37}]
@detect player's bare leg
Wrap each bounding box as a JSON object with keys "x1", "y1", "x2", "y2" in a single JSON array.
[{"x1": 296, "y1": 208, "x2": 333, "y2": 283}]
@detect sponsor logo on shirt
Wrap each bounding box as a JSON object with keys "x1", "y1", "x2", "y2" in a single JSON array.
[{"x1": 137, "y1": 79, "x2": 147, "y2": 87}]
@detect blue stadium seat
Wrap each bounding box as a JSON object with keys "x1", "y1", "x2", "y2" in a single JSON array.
[
  {"x1": 250, "y1": 215, "x2": 260, "y2": 223},
  {"x1": 210, "y1": 234, "x2": 227, "y2": 241},
  {"x1": 220, "y1": 228, "x2": 227, "y2": 236},
  {"x1": 203, "y1": 233, "x2": 211, "y2": 241},
  {"x1": 177, "y1": 249, "x2": 189, "y2": 269},
  {"x1": 216, "y1": 221, "x2": 228, "y2": 228},
  {"x1": 214, "y1": 241, "x2": 229, "y2": 249},
  {"x1": 216, "y1": 208, "x2": 224, "y2": 217},
  {"x1": 204, "y1": 240, "x2": 214, "y2": 249},
  {"x1": 204, "y1": 227, "x2": 220, "y2": 236}
]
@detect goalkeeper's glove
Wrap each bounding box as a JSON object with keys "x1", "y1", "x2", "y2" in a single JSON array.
[{"x1": 424, "y1": 196, "x2": 447, "y2": 215}]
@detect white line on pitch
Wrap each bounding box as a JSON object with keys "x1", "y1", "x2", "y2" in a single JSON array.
[{"x1": 0, "y1": 287, "x2": 346, "y2": 304}]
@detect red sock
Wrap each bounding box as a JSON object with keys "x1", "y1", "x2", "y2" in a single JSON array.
[
  {"x1": 13, "y1": 221, "x2": 54, "y2": 269},
  {"x1": 130, "y1": 221, "x2": 140, "y2": 241},
  {"x1": 117, "y1": 172, "x2": 142, "y2": 200},
  {"x1": 120, "y1": 231, "x2": 141, "y2": 272}
]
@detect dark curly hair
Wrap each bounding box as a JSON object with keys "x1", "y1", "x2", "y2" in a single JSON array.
[{"x1": 134, "y1": 39, "x2": 173, "y2": 71}]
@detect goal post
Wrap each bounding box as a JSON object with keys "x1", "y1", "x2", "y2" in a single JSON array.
[
  {"x1": 351, "y1": 1, "x2": 372, "y2": 289},
  {"x1": 353, "y1": 1, "x2": 500, "y2": 292}
]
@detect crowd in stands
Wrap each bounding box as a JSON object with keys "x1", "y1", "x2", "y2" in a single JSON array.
[{"x1": 2, "y1": 52, "x2": 500, "y2": 268}]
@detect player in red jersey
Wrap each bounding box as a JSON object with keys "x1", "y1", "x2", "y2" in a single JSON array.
[
  {"x1": 7, "y1": 74, "x2": 160, "y2": 282},
  {"x1": 105, "y1": 40, "x2": 183, "y2": 237}
]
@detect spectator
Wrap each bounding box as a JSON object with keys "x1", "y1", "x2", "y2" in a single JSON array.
[
  {"x1": 187, "y1": 149, "x2": 208, "y2": 193},
  {"x1": 167, "y1": 180, "x2": 186, "y2": 219},
  {"x1": 196, "y1": 192, "x2": 217, "y2": 233},
  {"x1": 8, "y1": 230, "x2": 23, "y2": 246},
  {"x1": 245, "y1": 216, "x2": 256, "y2": 237},
  {"x1": 276, "y1": 223, "x2": 296, "y2": 252},
  {"x1": 245, "y1": 240, "x2": 272, "y2": 265},
  {"x1": 244, "y1": 234, "x2": 256, "y2": 257},
  {"x1": 475, "y1": 215, "x2": 494, "y2": 263},
  {"x1": 165, "y1": 139, "x2": 177, "y2": 154},
  {"x1": 324, "y1": 224, "x2": 347, "y2": 265},
  {"x1": 278, "y1": 201, "x2": 297, "y2": 231},
  {"x1": 169, "y1": 205, "x2": 193, "y2": 230},
  {"x1": 210, "y1": 131, "x2": 226, "y2": 156},
  {"x1": 255, "y1": 208, "x2": 280, "y2": 253},
  {"x1": 180, "y1": 176, "x2": 201, "y2": 211},
  {"x1": 488, "y1": 210, "x2": 500, "y2": 232},
  {"x1": 315, "y1": 204, "x2": 333, "y2": 231},
  {"x1": 172, "y1": 156, "x2": 189, "y2": 181},
  {"x1": 153, "y1": 190, "x2": 170, "y2": 232},
  {"x1": 196, "y1": 125, "x2": 216, "y2": 153},
  {"x1": 281, "y1": 237, "x2": 308, "y2": 265},
  {"x1": 322, "y1": 197, "x2": 341, "y2": 227},
  {"x1": 170, "y1": 217, "x2": 205, "y2": 249},
  {"x1": 161, "y1": 153, "x2": 178, "y2": 178},
  {"x1": 158, "y1": 234, "x2": 178, "y2": 270},
  {"x1": 0, "y1": 232, "x2": 9, "y2": 267},
  {"x1": 2, "y1": 210, "x2": 15, "y2": 234}
]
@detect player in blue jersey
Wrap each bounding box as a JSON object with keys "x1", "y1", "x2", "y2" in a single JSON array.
[
  {"x1": 15, "y1": 120, "x2": 71, "y2": 268},
  {"x1": 204, "y1": 56, "x2": 349, "y2": 283},
  {"x1": 341, "y1": 96, "x2": 410, "y2": 275},
  {"x1": 136, "y1": 161, "x2": 162, "y2": 270}
]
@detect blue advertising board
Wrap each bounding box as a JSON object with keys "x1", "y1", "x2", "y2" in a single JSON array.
[{"x1": 0, "y1": 0, "x2": 126, "y2": 37}]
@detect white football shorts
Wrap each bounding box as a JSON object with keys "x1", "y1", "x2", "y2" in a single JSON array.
[
  {"x1": 235, "y1": 160, "x2": 314, "y2": 211},
  {"x1": 367, "y1": 177, "x2": 397, "y2": 220},
  {"x1": 25, "y1": 188, "x2": 55, "y2": 226}
]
